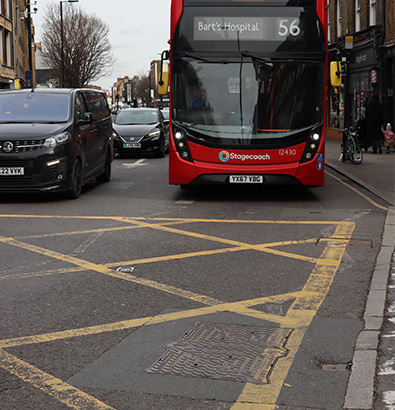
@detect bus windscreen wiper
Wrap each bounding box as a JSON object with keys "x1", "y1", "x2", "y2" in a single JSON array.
[
  {"x1": 184, "y1": 52, "x2": 230, "y2": 64},
  {"x1": 241, "y1": 50, "x2": 320, "y2": 64}
]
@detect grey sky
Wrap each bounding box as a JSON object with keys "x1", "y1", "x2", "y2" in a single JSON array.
[{"x1": 33, "y1": 0, "x2": 171, "y2": 90}]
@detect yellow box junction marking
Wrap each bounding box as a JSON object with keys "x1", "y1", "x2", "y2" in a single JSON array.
[{"x1": 0, "y1": 215, "x2": 354, "y2": 409}]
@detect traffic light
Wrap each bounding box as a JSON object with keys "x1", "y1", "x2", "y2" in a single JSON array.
[{"x1": 115, "y1": 94, "x2": 119, "y2": 102}]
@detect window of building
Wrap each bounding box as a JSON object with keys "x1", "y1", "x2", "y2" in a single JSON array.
[
  {"x1": 370, "y1": 0, "x2": 376, "y2": 26},
  {"x1": 355, "y1": 0, "x2": 361, "y2": 31},
  {"x1": 337, "y1": 0, "x2": 342, "y2": 37},
  {"x1": 328, "y1": 0, "x2": 331, "y2": 42},
  {"x1": 0, "y1": 28, "x2": 3, "y2": 63},
  {"x1": 0, "y1": 0, "x2": 11, "y2": 19},
  {"x1": 1, "y1": 28, "x2": 13, "y2": 67}
]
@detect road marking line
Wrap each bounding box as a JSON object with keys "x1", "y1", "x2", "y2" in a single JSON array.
[
  {"x1": 0, "y1": 216, "x2": 355, "y2": 409},
  {"x1": 0, "y1": 349, "x2": 115, "y2": 410},
  {"x1": 0, "y1": 291, "x2": 312, "y2": 349},
  {"x1": 230, "y1": 223, "x2": 355, "y2": 406},
  {"x1": 122, "y1": 159, "x2": 147, "y2": 168},
  {"x1": 326, "y1": 170, "x2": 395, "y2": 213}
]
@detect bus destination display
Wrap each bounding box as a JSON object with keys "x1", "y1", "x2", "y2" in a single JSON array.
[{"x1": 194, "y1": 16, "x2": 301, "y2": 41}]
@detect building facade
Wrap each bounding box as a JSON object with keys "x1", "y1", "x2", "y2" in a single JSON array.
[
  {"x1": 0, "y1": 0, "x2": 35, "y2": 89},
  {"x1": 328, "y1": 0, "x2": 394, "y2": 131}
]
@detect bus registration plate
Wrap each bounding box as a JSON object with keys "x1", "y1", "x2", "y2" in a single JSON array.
[{"x1": 229, "y1": 175, "x2": 263, "y2": 183}]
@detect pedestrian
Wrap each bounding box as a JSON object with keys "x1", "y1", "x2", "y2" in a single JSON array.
[
  {"x1": 382, "y1": 123, "x2": 395, "y2": 153},
  {"x1": 365, "y1": 94, "x2": 384, "y2": 154}
]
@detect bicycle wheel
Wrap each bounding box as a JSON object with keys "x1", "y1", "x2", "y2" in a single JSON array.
[{"x1": 347, "y1": 139, "x2": 363, "y2": 164}]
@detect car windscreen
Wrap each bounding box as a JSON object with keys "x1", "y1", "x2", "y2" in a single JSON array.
[
  {"x1": 0, "y1": 93, "x2": 70, "y2": 123},
  {"x1": 115, "y1": 110, "x2": 158, "y2": 125}
]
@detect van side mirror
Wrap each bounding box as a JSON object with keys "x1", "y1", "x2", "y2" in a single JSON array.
[
  {"x1": 330, "y1": 61, "x2": 342, "y2": 87},
  {"x1": 78, "y1": 112, "x2": 93, "y2": 125}
]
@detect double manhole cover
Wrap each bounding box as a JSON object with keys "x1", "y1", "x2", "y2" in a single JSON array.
[{"x1": 146, "y1": 322, "x2": 293, "y2": 384}]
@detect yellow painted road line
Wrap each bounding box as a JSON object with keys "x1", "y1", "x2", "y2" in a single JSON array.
[
  {"x1": 0, "y1": 217, "x2": 355, "y2": 409},
  {"x1": 0, "y1": 349, "x2": 115, "y2": 410},
  {"x1": 0, "y1": 214, "x2": 347, "y2": 224},
  {"x1": 15, "y1": 219, "x2": 193, "y2": 240},
  {"x1": 231, "y1": 222, "x2": 355, "y2": 407},
  {"x1": 0, "y1": 236, "x2": 223, "y2": 306},
  {"x1": 326, "y1": 170, "x2": 394, "y2": 213},
  {"x1": 0, "y1": 238, "x2": 320, "y2": 282},
  {"x1": 0, "y1": 292, "x2": 310, "y2": 349}
]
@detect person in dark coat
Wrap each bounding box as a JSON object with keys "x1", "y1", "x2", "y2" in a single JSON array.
[{"x1": 365, "y1": 94, "x2": 384, "y2": 153}]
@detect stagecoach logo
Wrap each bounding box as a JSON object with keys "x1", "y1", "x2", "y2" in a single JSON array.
[
  {"x1": 219, "y1": 150, "x2": 271, "y2": 162},
  {"x1": 219, "y1": 151, "x2": 230, "y2": 162},
  {"x1": 2, "y1": 141, "x2": 14, "y2": 153}
]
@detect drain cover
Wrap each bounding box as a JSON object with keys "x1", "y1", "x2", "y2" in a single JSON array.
[{"x1": 146, "y1": 322, "x2": 292, "y2": 384}]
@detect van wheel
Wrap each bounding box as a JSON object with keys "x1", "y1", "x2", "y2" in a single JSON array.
[
  {"x1": 97, "y1": 150, "x2": 112, "y2": 183},
  {"x1": 65, "y1": 159, "x2": 82, "y2": 199}
]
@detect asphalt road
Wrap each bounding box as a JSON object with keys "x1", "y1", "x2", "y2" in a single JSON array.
[{"x1": 0, "y1": 154, "x2": 389, "y2": 410}]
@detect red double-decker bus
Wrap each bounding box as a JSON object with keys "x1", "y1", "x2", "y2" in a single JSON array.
[{"x1": 162, "y1": 0, "x2": 328, "y2": 187}]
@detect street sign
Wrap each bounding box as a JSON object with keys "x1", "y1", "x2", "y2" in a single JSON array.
[
  {"x1": 25, "y1": 70, "x2": 32, "y2": 88},
  {"x1": 345, "y1": 36, "x2": 353, "y2": 50}
]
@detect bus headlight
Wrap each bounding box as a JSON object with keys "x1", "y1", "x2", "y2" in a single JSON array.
[
  {"x1": 300, "y1": 129, "x2": 322, "y2": 163},
  {"x1": 173, "y1": 127, "x2": 193, "y2": 163}
]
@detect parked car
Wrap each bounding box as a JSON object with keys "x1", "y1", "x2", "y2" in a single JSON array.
[
  {"x1": 0, "y1": 88, "x2": 114, "y2": 199},
  {"x1": 111, "y1": 103, "x2": 130, "y2": 115},
  {"x1": 112, "y1": 108, "x2": 168, "y2": 157},
  {"x1": 161, "y1": 107, "x2": 170, "y2": 144},
  {"x1": 161, "y1": 107, "x2": 170, "y2": 121}
]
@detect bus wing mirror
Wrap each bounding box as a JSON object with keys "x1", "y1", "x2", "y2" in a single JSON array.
[
  {"x1": 330, "y1": 61, "x2": 342, "y2": 87},
  {"x1": 158, "y1": 71, "x2": 169, "y2": 96},
  {"x1": 158, "y1": 50, "x2": 170, "y2": 96}
]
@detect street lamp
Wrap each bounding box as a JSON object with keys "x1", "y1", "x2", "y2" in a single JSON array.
[{"x1": 60, "y1": 0, "x2": 79, "y2": 87}]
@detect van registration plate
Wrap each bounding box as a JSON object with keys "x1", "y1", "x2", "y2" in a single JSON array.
[
  {"x1": 229, "y1": 175, "x2": 263, "y2": 183},
  {"x1": 0, "y1": 167, "x2": 24, "y2": 175}
]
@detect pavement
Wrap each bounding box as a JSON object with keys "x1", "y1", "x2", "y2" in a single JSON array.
[{"x1": 325, "y1": 136, "x2": 395, "y2": 410}]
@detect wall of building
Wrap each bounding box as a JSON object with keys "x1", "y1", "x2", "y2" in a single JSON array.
[
  {"x1": 328, "y1": 0, "x2": 394, "y2": 131},
  {"x1": 0, "y1": 0, "x2": 34, "y2": 89}
]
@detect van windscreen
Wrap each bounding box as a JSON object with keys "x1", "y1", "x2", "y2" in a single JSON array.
[{"x1": 0, "y1": 93, "x2": 70, "y2": 123}]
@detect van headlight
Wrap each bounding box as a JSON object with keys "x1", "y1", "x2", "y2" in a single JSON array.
[{"x1": 44, "y1": 132, "x2": 71, "y2": 148}]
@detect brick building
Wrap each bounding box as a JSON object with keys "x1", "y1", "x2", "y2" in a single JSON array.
[
  {"x1": 328, "y1": 0, "x2": 394, "y2": 130},
  {"x1": 0, "y1": 0, "x2": 35, "y2": 89}
]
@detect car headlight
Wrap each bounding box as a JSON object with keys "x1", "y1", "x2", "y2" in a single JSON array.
[
  {"x1": 44, "y1": 132, "x2": 71, "y2": 148},
  {"x1": 148, "y1": 130, "x2": 160, "y2": 138},
  {"x1": 112, "y1": 131, "x2": 121, "y2": 139}
]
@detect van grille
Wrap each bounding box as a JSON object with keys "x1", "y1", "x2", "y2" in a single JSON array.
[
  {"x1": 0, "y1": 159, "x2": 34, "y2": 167},
  {"x1": 0, "y1": 139, "x2": 45, "y2": 153}
]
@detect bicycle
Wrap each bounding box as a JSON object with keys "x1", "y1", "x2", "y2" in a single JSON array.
[{"x1": 340, "y1": 126, "x2": 363, "y2": 164}]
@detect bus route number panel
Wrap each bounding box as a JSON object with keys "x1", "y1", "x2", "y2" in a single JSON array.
[
  {"x1": 194, "y1": 17, "x2": 301, "y2": 42},
  {"x1": 229, "y1": 175, "x2": 264, "y2": 183}
]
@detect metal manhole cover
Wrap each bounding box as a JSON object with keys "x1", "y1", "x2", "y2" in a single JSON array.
[{"x1": 146, "y1": 322, "x2": 292, "y2": 384}]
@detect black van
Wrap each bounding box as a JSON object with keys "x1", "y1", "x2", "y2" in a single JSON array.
[{"x1": 0, "y1": 88, "x2": 113, "y2": 199}]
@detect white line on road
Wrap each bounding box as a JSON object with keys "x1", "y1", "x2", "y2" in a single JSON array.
[{"x1": 122, "y1": 159, "x2": 147, "y2": 168}]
